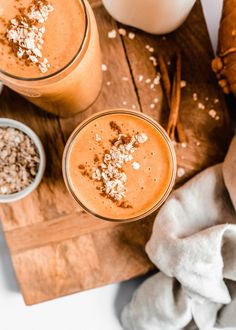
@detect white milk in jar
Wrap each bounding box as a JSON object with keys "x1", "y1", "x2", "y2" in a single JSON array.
[{"x1": 102, "y1": 0, "x2": 196, "y2": 34}]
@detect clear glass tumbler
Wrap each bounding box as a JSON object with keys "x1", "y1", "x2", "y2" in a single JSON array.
[
  {"x1": 62, "y1": 109, "x2": 177, "y2": 223},
  {"x1": 0, "y1": 0, "x2": 102, "y2": 117}
]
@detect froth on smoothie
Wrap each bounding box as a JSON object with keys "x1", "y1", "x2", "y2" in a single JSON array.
[{"x1": 63, "y1": 110, "x2": 176, "y2": 221}]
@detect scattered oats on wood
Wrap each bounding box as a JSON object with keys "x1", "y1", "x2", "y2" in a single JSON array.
[
  {"x1": 208, "y1": 109, "x2": 217, "y2": 118},
  {"x1": 180, "y1": 80, "x2": 187, "y2": 88},
  {"x1": 154, "y1": 98, "x2": 159, "y2": 103},
  {"x1": 177, "y1": 167, "x2": 185, "y2": 178},
  {"x1": 150, "y1": 103, "x2": 155, "y2": 109},
  {"x1": 193, "y1": 92, "x2": 198, "y2": 101},
  {"x1": 145, "y1": 45, "x2": 154, "y2": 53},
  {"x1": 106, "y1": 81, "x2": 111, "y2": 86},
  {"x1": 153, "y1": 74, "x2": 161, "y2": 85},
  {"x1": 138, "y1": 75, "x2": 144, "y2": 82},
  {"x1": 108, "y1": 29, "x2": 117, "y2": 39},
  {"x1": 149, "y1": 56, "x2": 157, "y2": 67},
  {"x1": 0, "y1": 127, "x2": 40, "y2": 195},
  {"x1": 122, "y1": 101, "x2": 127, "y2": 105},
  {"x1": 101, "y1": 64, "x2": 108, "y2": 71},
  {"x1": 214, "y1": 98, "x2": 219, "y2": 104},
  {"x1": 118, "y1": 28, "x2": 126, "y2": 36},
  {"x1": 150, "y1": 83, "x2": 155, "y2": 90},
  {"x1": 132, "y1": 105, "x2": 136, "y2": 109},
  {"x1": 128, "y1": 32, "x2": 135, "y2": 39},
  {"x1": 122, "y1": 76, "x2": 129, "y2": 81},
  {"x1": 198, "y1": 102, "x2": 205, "y2": 110}
]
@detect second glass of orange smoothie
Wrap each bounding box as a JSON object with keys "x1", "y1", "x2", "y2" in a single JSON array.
[
  {"x1": 0, "y1": 0, "x2": 102, "y2": 117},
  {"x1": 63, "y1": 109, "x2": 177, "y2": 222}
]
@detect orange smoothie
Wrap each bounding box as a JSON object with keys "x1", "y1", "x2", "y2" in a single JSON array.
[
  {"x1": 63, "y1": 110, "x2": 176, "y2": 222},
  {"x1": 0, "y1": 0, "x2": 102, "y2": 116}
]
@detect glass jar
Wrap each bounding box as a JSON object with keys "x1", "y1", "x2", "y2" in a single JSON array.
[
  {"x1": 62, "y1": 109, "x2": 177, "y2": 222},
  {"x1": 0, "y1": 0, "x2": 102, "y2": 117},
  {"x1": 102, "y1": 0, "x2": 196, "y2": 34}
]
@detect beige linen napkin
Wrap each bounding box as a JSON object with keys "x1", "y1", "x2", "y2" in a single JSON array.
[{"x1": 122, "y1": 136, "x2": 236, "y2": 330}]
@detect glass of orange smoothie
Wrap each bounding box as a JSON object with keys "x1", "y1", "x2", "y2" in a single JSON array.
[
  {"x1": 63, "y1": 109, "x2": 177, "y2": 222},
  {"x1": 0, "y1": 0, "x2": 102, "y2": 117}
]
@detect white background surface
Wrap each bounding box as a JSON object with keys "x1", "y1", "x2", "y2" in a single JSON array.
[{"x1": 0, "y1": 1, "x2": 223, "y2": 329}]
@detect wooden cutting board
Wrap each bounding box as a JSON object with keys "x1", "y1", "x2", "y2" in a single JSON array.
[{"x1": 0, "y1": 0, "x2": 233, "y2": 305}]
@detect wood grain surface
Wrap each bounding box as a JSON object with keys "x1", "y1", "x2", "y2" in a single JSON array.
[{"x1": 0, "y1": 0, "x2": 233, "y2": 305}]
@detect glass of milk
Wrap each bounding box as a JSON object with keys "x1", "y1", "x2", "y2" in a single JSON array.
[{"x1": 102, "y1": 0, "x2": 196, "y2": 34}]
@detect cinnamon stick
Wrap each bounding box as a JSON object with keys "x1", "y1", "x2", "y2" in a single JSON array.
[
  {"x1": 157, "y1": 52, "x2": 187, "y2": 142},
  {"x1": 175, "y1": 118, "x2": 186, "y2": 144},
  {"x1": 157, "y1": 53, "x2": 171, "y2": 101},
  {"x1": 167, "y1": 52, "x2": 181, "y2": 140}
]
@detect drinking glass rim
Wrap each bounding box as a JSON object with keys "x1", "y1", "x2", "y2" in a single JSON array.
[
  {"x1": 62, "y1": 109, "x2": 177, "y2": 223},
  {"x1": 0, "y1": 0, "x2": 88, "y2": 82}
]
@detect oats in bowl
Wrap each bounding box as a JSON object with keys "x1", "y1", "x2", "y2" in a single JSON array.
[
  {"x1": 0, "y1": 127, "x2": 40, "y2": 195},
  {"x1": 0, "y1": 118, "x2": 46, "y2": 203}
]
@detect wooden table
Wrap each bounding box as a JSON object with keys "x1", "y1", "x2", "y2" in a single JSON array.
[{"x1": 0, "y1": 0, "x2": 233, "y2": 305}]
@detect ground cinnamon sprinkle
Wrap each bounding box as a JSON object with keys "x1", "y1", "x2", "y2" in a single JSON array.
[
  {"x1": 78, "y1": 123, "x2": 148, "y2": 208},
  {"x1": 5, "y1": 0, "x2": 54, "y2": 73},
  {"x1": 0, "y1": 38, "x2": 6, "y2": 45},
  {"x1": 109, "y1": 137, "x2": 117, "y2": 145},
  {"x1": 109, "y1": 121, "x2": 122, "y2": 134},
  {"x1": 119, "y1": 201, "x2": 132, "y2": 209},
  {"x1": 94, "y1": 154, "x2": 99, "y2": 163},
  {"x1": 81, "y1": 170, "x2": 90, "y2": 178}
]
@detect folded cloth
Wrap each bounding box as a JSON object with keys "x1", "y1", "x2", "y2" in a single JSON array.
[{"x1": 122, "y1": 136, "x2": 236, "y2": 330}]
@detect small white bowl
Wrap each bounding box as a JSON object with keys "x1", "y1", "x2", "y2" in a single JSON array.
[{"x1": 0, "y1": 118, "x2": 46, "y2": 203}]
